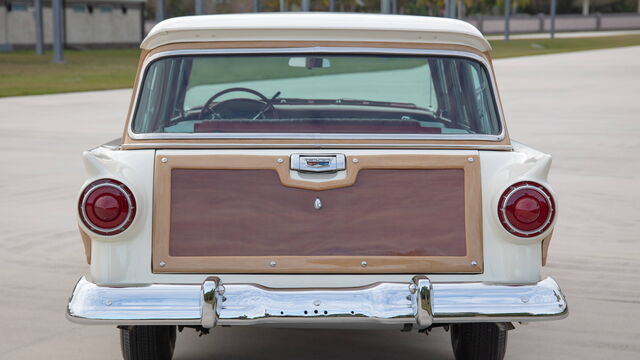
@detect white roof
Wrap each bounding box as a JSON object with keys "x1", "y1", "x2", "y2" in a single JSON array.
[{"x1": 142, "y1": 13, "x2": 490, "y2": 52}]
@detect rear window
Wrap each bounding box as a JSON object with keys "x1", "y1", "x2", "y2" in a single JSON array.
[{"x1": 132, "y1": 54, "x2": 501, "y2": 136}]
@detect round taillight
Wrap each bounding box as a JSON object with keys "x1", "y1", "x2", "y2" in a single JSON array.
[
  {"x1": 79, "y1": 179, "x2": 136, "y2": 235},
  {"x1": 498, "y1": 181, "x2": 555, "y2": 238}
]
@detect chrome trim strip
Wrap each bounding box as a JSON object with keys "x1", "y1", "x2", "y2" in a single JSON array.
[
  {"x1": 131, "y1": 133, "x2": 503, "y2": 141},
  {"x1": 66, "y1": 276, "x2": 567, "y2": 326},
  {"x1": 120, "y1": 143, "x2": 513, "y2": 151},
  {"x1": 127, "y1": 47, "x2": 506, "y2": 142}
]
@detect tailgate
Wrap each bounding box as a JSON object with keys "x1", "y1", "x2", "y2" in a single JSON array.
[{"x1": 152, "y1": 151, "x2": 482, "y2": 273}]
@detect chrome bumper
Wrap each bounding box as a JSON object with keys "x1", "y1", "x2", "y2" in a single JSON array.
[{"x1": 66, "y1": 276, "x2": 567, "y2": 328}]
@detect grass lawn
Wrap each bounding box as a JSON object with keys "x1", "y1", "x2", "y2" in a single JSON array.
[
  {"x1": 1, "y1": 35, "x2": 639, "y2": 97},
  {"x1": 0, "y1": 49, "x2": 139, "y2": 97},
  {"x1": 490, "y1": 34, "x2": 640, "y2": 58}
]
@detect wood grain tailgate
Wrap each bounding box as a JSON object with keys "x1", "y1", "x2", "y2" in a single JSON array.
[
  {"x1": 169, "y1": 169, "x2": 466, "y2": 257},
  {"x1": 152, "y1": 154, "x2": 483, "y2": 273}
]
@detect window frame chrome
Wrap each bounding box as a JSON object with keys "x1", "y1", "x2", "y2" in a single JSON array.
[{"x1": 127, "y1": 47, "x2": 506, "y2": 142}]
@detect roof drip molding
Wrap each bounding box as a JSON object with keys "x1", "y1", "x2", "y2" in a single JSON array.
[{"x1": 141, "y1": 13, "x2": 491, "y2": 52}]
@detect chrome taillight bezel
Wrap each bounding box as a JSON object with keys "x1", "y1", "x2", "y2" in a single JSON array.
[
  {"x1": 79, "y1": 179, "x2": 136, "y2": 236},
  {"x1": 498, "y1": 181, "x2": 555, "y2": 238}
]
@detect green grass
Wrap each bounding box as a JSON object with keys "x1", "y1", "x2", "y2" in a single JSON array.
[
  {"x1": 490, "y1": 34, "x2": 640, "y2": 58},
  {"x1": 0, "y1": 48, "x2": 139, "y2": 97},
  {"x1": 1, "y1": 35, "x2": 640, "y2": 97}
]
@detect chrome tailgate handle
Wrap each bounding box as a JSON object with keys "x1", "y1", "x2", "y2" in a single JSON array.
[{"x1": 290, "y1": 154, "x2": 346, "y2": 173}]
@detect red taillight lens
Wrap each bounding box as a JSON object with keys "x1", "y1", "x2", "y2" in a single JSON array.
[
  {"x1": 79, "y1": 179, "x2": 136, "y2": 235},
  {"x1": 498, "y1": 181, "x2": 555, "y2": 238}
]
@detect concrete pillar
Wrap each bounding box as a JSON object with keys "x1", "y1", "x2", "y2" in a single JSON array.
[
  {"x1": 34, "y1": 0, "x2": 44, "y2": 55},
  {"x1": 582, "y1": 0, "x2": 589, "y2": 16},
  {"x1": 538, "y1": 13, "x2": 545, "y2": 32},
  {"x1": 457, "y1": 0, "x2": 463, "y2": 19},
  {"x1": 140, "y1": 2, "x2": 146, "y2": 41},
  {"x1": 550, "y1": 0, "x2": 557, "y2": 39},
  {"x1": 52, "y1": 0, "x2": 64, "y2": 63},
  {"x1": 1, "y1": 7, "x2": 10, "y2": 52},
  {"x1": 329, "y1": 0, "x2": 335, "y2": 11},
  {"x1": 280, "y1": 0, "x2": 285, "y2": 11},
  {"x1": 195, "y1": 0, "x2": 204, "y2": 15},
  {"x1": 504, "y1": 0, "x2": 511, "y2": 40},
  {"x1": 254, "y1": 0, "x2": 260, "y2": 12},
  {"x1": 302, "y1": 0, "x2": 310, "y2": 12},
  {"x1": 156, "y1": 0, "x2": 165, "y2": 21},
  {"x1": 446, "y1": 0, "x2": 457, "y2": 18},
  {"x1": 381, "y1": 0, "x2": 391, "y2": 13}
]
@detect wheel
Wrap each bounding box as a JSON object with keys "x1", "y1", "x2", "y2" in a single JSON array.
[
  {"x1": 120, "y1": 325, "x2": 177, "y2": 360},
  {"x1": 450, "y1": 323, "x2": 508, "y2": 360}
]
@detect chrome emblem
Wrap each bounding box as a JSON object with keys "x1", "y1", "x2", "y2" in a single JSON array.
[
  {"x1": 290, "y1": 154, "x2": 345, "y2": 173},
  {"x1": 305, "y1": 158, "x2": 331, "y2": 168},
  {"x1": 314, "y1": 197, "x2": 322, "y2": 210}
]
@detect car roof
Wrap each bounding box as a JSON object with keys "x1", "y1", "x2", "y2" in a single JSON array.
[{"x1": 141, "y1": 12, "x2": 490, "y2": 52}]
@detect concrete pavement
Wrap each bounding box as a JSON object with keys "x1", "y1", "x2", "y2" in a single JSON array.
[{"x1": 1, "y1": 46, "x2": 639, "y2": 359}]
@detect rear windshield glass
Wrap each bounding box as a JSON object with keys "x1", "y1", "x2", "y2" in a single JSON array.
[{"x1": 132, "y1": 54, "x2": 501, "y2": 136}]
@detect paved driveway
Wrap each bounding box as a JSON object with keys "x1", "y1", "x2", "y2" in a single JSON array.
[{"x1": 1, "y1": 46, "x2": 639, "y2": 359}]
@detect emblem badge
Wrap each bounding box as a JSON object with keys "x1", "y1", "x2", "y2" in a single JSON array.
[
  {"x1": 290, "y1": 154, "x2": 346, "y2": 173},
  {"x1": 305, "y1": 158, "x2": 331, "y2": 168},
  {"x1": 314, "y1": 197, "x2": 322, "y2": 210}
]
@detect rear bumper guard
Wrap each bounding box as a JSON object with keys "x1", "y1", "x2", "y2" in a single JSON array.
[{"x1": 66, "y1": 276, "x2": 567, "y2": 328}]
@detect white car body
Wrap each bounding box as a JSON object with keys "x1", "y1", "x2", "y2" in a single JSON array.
[
  {"x1": 82, "y1": 145, "x2": 553, "y2": 287},
  {"x1": 67, "y1": 13, "x2": 567, "y2": 344}
]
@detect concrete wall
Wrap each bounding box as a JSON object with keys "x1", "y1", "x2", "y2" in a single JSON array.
[
  {"x1": 0, "y1": 1, "x2": 143, "y2": 47},
  {"x1": 65, "y1": 5, "x2": 142, "y2": 44},
  {"x1": 601, "y1": 13, "x2": 640, "y2": 29},
  {"x1": 1, "y1": 4, "x2": 54, "y2": 45},
  {"x1": 469, "y1": 13, "x2": 640, "y2": 35},
  {"x1": 5, "y1": 4, "x2": 640, "y2": 47}
]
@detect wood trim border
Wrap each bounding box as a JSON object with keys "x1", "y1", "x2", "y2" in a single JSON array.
[{"x1": 152, "y1": 154, "x2": 483, "y2": 273}]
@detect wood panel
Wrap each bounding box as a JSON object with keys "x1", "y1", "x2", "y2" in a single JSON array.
[
  {"x1": 152, "y1": 154, "x2": 483, "y2": 273},
  {"x1": 169, "y1": 169, "x2": 466, "y2": 257}
]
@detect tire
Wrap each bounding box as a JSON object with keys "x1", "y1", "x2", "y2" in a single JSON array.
[
  {"x1": 120, "y1": 325, "x2": 177, "y2": 360},
  {"x1": 450, "y1": 323, "x2": 508, "y2": 360}
]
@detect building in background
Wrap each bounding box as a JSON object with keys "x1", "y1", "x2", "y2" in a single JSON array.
[
  {"x1": 0, "y1": 0, "x2": 145, "y2": 49},
  {"x1": 2, "y1": 0, "x2": 639, "y2": 51}
]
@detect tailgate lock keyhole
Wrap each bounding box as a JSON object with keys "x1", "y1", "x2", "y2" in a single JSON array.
[{"x1": 314, "y1": 197, "x2": 322, "y2": 210}]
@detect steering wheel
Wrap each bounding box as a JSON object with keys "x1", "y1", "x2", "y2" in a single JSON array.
[{"x1": 199, "y1": 87, "x2": 278, "y2": 120}]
